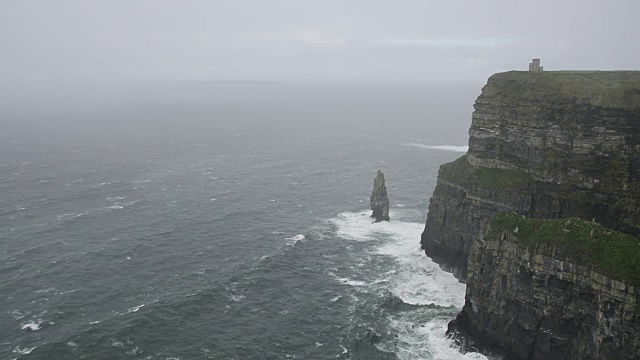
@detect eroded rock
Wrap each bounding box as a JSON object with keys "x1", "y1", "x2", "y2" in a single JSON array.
[{"x1": 370, "y1": 170, "x2": 390, "y2": 222}]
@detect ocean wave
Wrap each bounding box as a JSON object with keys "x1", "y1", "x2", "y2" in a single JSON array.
[
  {"x1": 285, "y1": 234, "x2": 305, "y2": 246},
  {"x1": 330, "y1": 210, "x2": 382, "y2": 241},
  {"x1": 229, "y1": 294, "x2": 246, "y2": 302},
  {"x1": 21, "y1": 320, "x2": 43, "y2": 331},
  {"x1": 116, "y1": 300, "x2": 158, "y2": 316},
  {"x1": 331, "y1": 210, "x2": 465, "y2": 307},
  {"x1": 10, "y1": 309, "x2": 25, "y2": 320},
  {"x1": 403, "y1": 143, "x2": 468, "y2": 152},
  {"x1": 13, "y1": 346, "x2": 36, "y2": 355},
  {"x1": 330, "y1": 209, "x2": 481, "y2": 359},
  {"x1": 106, "y1": 196, "x2": 127, "y2": 201},
  {"x1": 381, "y1": 316, "x2": 487, "y2": 360},
  {"x1": 328, "y1": 272, "x2": 368, "y2": 287},
  {"x1": 373, "y1": 222, "x2": 465, "y2": 307},
  {"x1": 57, "y1": 212, "x2": 85, "y2": 220}
]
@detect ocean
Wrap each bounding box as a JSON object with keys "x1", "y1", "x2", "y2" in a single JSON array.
[{"x1": 0, "y1": 81, "x2": 487, "y2": 359}]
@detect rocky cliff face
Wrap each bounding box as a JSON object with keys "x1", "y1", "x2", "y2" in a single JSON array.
[
  {"x1": 422, "y1": 71, "x2": 640, "y2": 282},
  {"x1": 420, "y1": 71, "x2": 640, "y2": 359},
  {"x1": 448, "y1": 213, "x2": 640, "y2": 359},
  {"x1": 370, "y1": 170, "x2": 390, "y2": 222}
]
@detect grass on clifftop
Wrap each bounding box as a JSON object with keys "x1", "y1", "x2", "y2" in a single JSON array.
[
  {"x1": 439, "y1": 155, "x2": 531, "y2": 189},
  {"x1": 485, "y1": 71, "x2": 640, "y2": 111},
  {"x1": 487, "y1": 212, "x2": 640, "y2": 287}
]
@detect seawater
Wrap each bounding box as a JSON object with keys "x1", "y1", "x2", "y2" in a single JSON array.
[{"x1": 0, "y1": 82, "x2": 487, "y2": 359}]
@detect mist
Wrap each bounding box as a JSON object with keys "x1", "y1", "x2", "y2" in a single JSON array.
[{"x1": 1, "y1": 0, "x2": 638, "y2": 84}]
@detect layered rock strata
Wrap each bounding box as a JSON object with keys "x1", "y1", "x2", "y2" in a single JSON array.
[
  {"x1": 422, "y1": 71, "x2": 640, "y2": 282},
  {"x1": 448, "y1": 213, "x2": 640, "y2": 359},
  {"x1": 370, "y1": 170, "x2": 390, "y2": 222}
]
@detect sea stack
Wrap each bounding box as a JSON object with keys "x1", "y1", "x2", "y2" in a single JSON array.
[{"x1": 370, "y1": 170, "x2": 390, "y2": 222}]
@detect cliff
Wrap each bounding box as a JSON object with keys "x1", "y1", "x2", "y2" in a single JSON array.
[
  {"x1": 448, "y1": 213, "x2": 640, "y2": 359},
  {"x1": 371, "y1": 170, "x2": 390, "y2": 222},
  {"x1": 422, "y1": 71, "x2": 640, "y2": 282},
  {"x1": 420, "y1": 71, "x2": 640, "y2": 359}
]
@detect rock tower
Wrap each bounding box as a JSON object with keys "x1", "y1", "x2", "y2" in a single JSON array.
[{"x1": 370, "y1": 170, "x2": 390, "y2": 222}]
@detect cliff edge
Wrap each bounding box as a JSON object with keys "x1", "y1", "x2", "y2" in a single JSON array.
[
  {"x1": 448, "y1": 213, "x2": 640, "y2": 359},
  {"x1": 422, "y1": 71, "x2": 640, "y2": 282},
  {"x1": 420, "y1": 71, "x2": 640, "y2": 359}
]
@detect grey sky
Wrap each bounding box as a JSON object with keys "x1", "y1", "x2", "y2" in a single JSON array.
[{"x1": 1, "y1": 0, "x2": 638, "y2": 82}]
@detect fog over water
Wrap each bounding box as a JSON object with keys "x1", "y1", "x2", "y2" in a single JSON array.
[{"x1": 1, "y1": 82, "x2": 487, "y2": 359}]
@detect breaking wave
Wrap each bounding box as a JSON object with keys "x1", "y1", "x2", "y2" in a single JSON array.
[{"x1": 403, "y1": 143, "x2": 469, "y2": 152}]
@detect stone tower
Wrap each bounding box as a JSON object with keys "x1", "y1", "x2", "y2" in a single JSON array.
[{"x1": 528, "y1": 58, "x2": 543, "y2": 71}]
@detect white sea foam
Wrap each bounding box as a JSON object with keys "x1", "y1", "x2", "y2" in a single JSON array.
[
  {"x1": 229, "y1": 294, "x2": 246, "y2": 302},
  {"x1": 117, "y1": 300, "x2": 158, "y2": 315},
  {"x1": 382, "y1": 316, "x2": 487, "y2": 360},
  {"x1": 57, "y1": 213, "x2": 84, "y2": 220},
  {"x1": 126, "y1": 346, "x2": 143, "y2": 355},
  {"x1": 331, "y1": 209, "x2": 480, "y2": 359},
  {"x1": 10, "y1": 310, "x2": 25, "y2": 320},
  {"x1": 20, "y1": 320, "x2": 42, "y2": 331},
  {"x1": 403, "y1": 143, "x2": 469, "y2": 153},
  {"x1": 128, "y1": 304, "x2": 144, "y2": 313},
  {"x1": 330, "y1": 210, "x2": 383, "y2": 241},
  {"x1": 373, "y1": 222, "x2": 466, "y2": 307},
  {"x1": 13, "y1": 346, "x2": 36, "y2": 355},
  {"x1": 328, "y1": 271, "x2": 368, "y2": 287},
  {"x1": 285, "y1": 234, "x2": 305, "y2": 246},
  {"x1": 106, "y1": 196, "x2": 127, "y2": 201},
  {"x1": 35, "y1": 288, "x2": 56, "y2": 293},
  {"x1": 332, "y1": 210, "x2": 465, "y2": 306}
]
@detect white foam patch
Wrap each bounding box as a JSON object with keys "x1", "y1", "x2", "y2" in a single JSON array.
[
  {"x1": 374, "y1": 223, "x2": 466, "y2": 307},
  {"x1": 229, "y1": 294, "x2": 246, "y2": 302},
  {"x1": 383, "y1": 316, "x2": 487, "y2": 360},
  {"x1": 330, "y1": 210, "x2": 384, "y2": 241},
  {"x1": 331, "y1": 210, "x2": 481, "y2": 358},
  {"x1": 329, "y1": 272, "x2": 368, "y2": 286},
  {"x1": 332, "y1": 210, "x2": 465, "y2": 306},
  {"x1": 106, "y1": 196, "x2": 127, "y2": 201},
  {"x1": 127, "y1": 304, "x2": 144, "y2": 313},
  {"x1": 21, "y1": 320, "x2": 43, "y2": 331},
  {"x1": 13, "y1": 346, "x2": 36, "y2": 355},
  {"x1": 117, "y1": 300, "x2": 158, "y2": 315},
  {"x1": 285, "y1": 234, "x2": 305, "y2": 246},
  {"x1": 404, "y1": 143, "x2": 469, "y2": 153},
  {"x1": 10, "y1": 310, "x2": 25, "y2": 320}
]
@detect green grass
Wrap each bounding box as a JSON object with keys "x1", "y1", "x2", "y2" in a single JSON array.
[
  {"x1": 439, "y1": 155, "x2": 532, "y2": 189},
  {"x1": 485, "y1": 71, "x2": 640, "y2": 111},
  {"x1": 487, "y1": 212, "x2": 640, "y2": 287},
  {"x1": 472, "y1": 168, "x2": 531, "y2": 189},
  {"x1": 439, "y1": 155, "x2": 470, "y2": 182}
]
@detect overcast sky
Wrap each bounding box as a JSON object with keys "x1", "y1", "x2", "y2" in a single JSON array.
[{"x1": 1, "y1": 0, "x2": 638, "y2": 82}]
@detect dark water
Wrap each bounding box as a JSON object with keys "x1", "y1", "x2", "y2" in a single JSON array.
[{"x1": 0, "y1": 82, "x2": 486, "y2": 359}]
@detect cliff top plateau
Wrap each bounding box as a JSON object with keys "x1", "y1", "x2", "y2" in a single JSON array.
[{"x1": 483, "y1": 71, "x2": 640, "y2": 111}]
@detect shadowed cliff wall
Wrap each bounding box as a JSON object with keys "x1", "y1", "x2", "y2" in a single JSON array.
[{"x1": 421, "y1": 71, "x2": 640, "y2": 282}]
